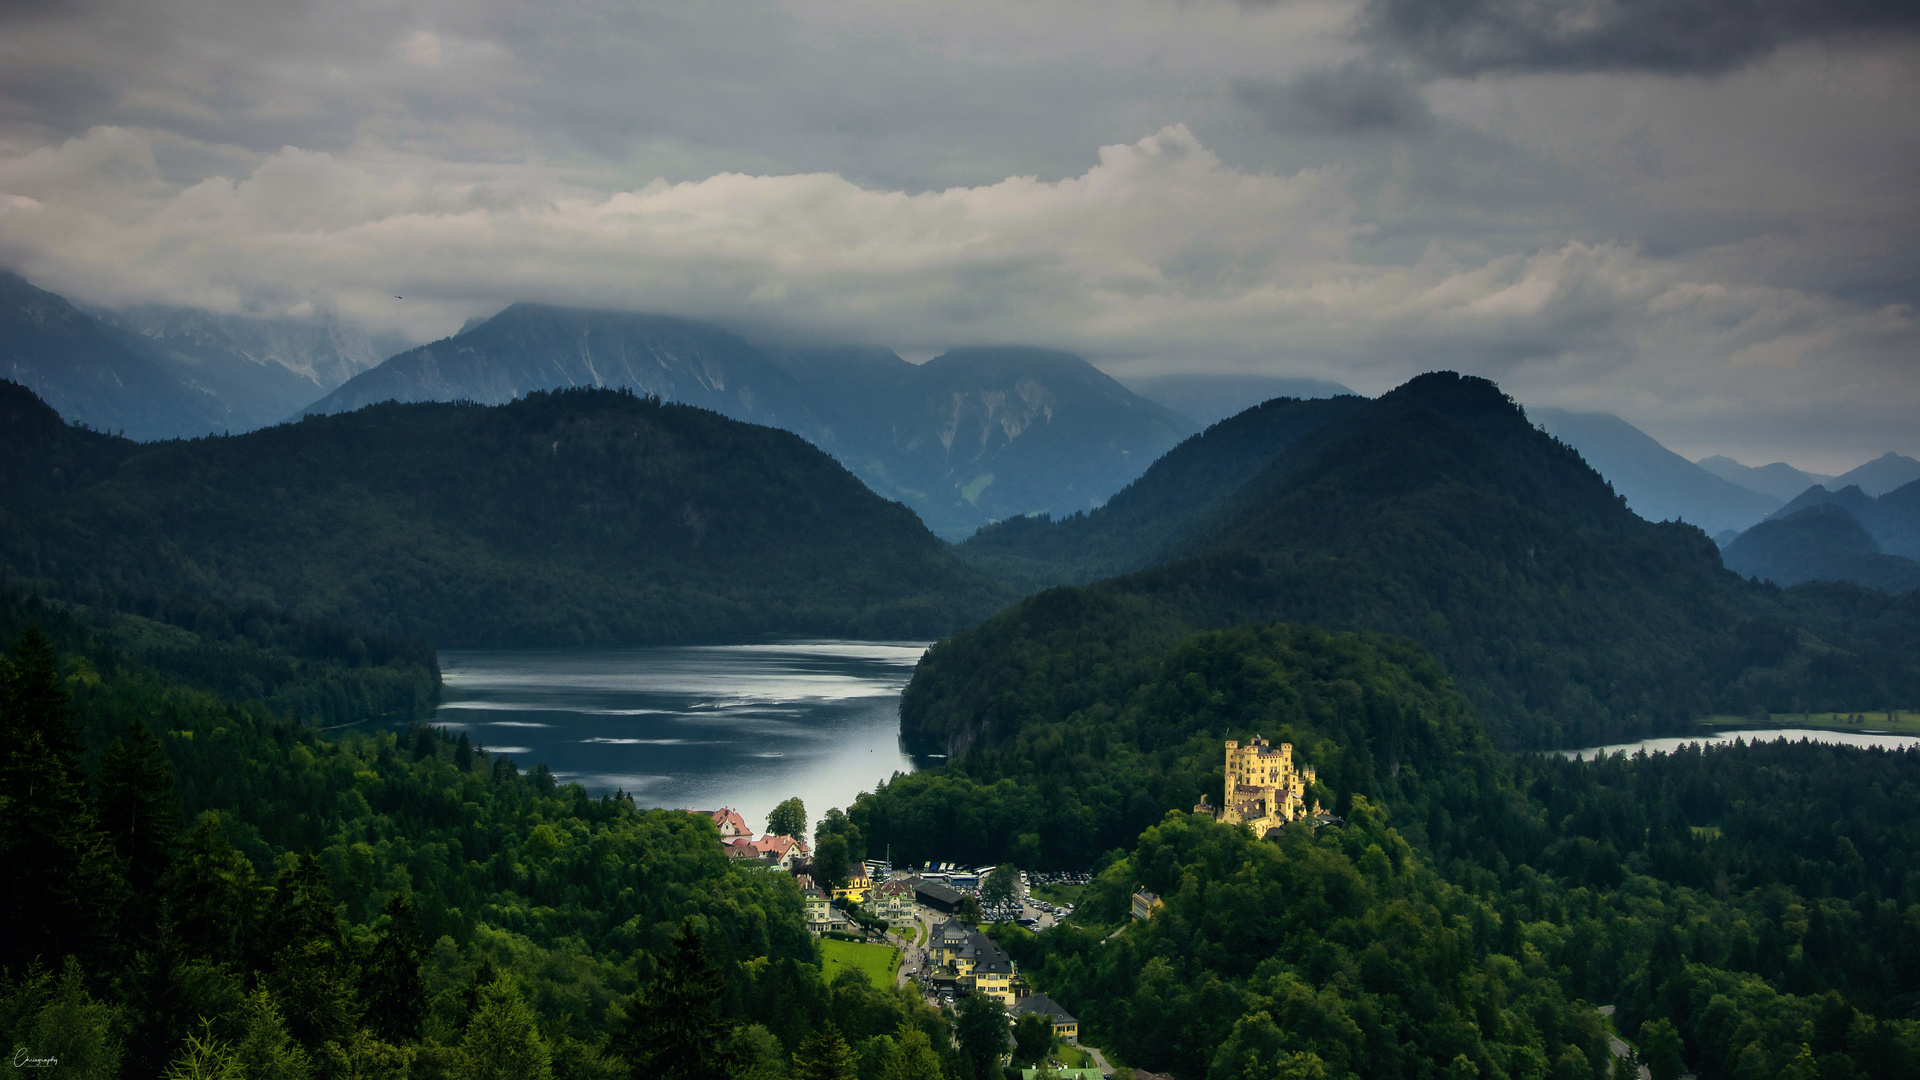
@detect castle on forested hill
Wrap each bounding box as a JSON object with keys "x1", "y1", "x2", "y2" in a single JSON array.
[{"x1": 1195, "y1": 736, "x2": 1318, "y2": 836}]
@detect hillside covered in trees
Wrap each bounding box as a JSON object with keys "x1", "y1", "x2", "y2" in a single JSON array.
[
  {"x1": 915, "y1": 373, "x2": 1920, "y2": 752},
  {"x1": 0, "y1": 380, "x2": 1008, "y2": 645}
]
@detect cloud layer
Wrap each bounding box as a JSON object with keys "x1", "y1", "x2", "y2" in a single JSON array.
[{"x1": 1, "y1": 0, "x2": 1916, "y2": 470}]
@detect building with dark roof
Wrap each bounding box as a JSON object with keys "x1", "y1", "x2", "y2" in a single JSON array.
[
  {"x1": 916, "y1": 880, "x2": 964, "y2": 913},
  {"x1": 1013, "y1": 994, "x2": 1079, "y2": 1043}
]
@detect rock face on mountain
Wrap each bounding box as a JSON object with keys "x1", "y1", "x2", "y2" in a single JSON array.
[
  {"x1": 823, "y1": 346, "x2": 1197, "y2": 539},
  {"x1": 90, "y1": 305, "x2": 395, "y2": 431},
  {"x1": 0, "y1": 271, "x2": 229, "y2": 440},
  {"x1": 1529, "y1": 408, "x2": 1781, "y2": 536},
  {"x1": 1722, "y1": 503, "x2": 1920, "y2": 594}
]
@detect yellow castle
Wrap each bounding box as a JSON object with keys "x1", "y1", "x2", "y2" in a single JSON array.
[{"x1": 1196, "y1": 736, "x2": 1318, "y2": 835}]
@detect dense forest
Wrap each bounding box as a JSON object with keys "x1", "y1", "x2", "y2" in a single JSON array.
[
  {"x1": 0, "y1": 379, "x2": 1008, "y2": 646},
  {"x1": 862, "y1": 619, "x2": 1920, "y2": 1079},
  {"x1": 0, "y1": 593, "x2": 983, "y2": 1078},
  {"x1": 915, "y1": 374, "x2": 1920, "y2": 751}
]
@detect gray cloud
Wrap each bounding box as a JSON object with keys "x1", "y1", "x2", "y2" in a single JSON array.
[
  {"x1": 1233, "y1": 62, "x2": 1435, "y2": 135},
  {"x1": 1363, "y1": 0, "x2": 1920, "y2": 76}
]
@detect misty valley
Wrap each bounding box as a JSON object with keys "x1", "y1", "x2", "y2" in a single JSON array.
[{"x1": 5, "y1": 294, "x2": 1920, "y2": 1080}]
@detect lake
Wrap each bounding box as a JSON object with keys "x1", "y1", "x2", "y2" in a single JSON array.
[
  {"x1": 1560, "y1": 727, "x2": 1920, "y2": 760},
  {"x1": 429, "y1": 641, "x2": 929, "y2": 835}
]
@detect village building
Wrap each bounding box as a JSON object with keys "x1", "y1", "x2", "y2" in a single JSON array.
[
  {"x1": 1012, "y1": 994, "x2": 1079, "y2": 1044},
  {"x1": 691, "y1": 807, "x2": 753, "y2": 838},
  {"x1": 831, "y1": 861, "x2": 872, "y2": 904},
  {"x1": 927, "y1": 918, "x2": 1019, "y2": 1005},
  {"x1": 795, "y1": 874, "x2": 843, "y2": 936},
  {"x1": 1130, "y1": 889, "x2": 1162, "y2": 921},
  {"x1": 915, "y1": 880, "x2": 964, "y2": 914},
  {"x1": 1194, "y1": 736, "x2": 1319, "y2": 836},
  {"x1": 872, "y1": 877, "x2": 916, "y2": 925}
]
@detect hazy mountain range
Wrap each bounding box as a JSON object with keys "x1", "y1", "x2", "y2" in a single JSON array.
[
  {"x1": 6, "y1": 268, "x2": 1917, "y2": 556},
  {"x1": 304, "y1": 303, "x2": 1197, "y2": 538}
]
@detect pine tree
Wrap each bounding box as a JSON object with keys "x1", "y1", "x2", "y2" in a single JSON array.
[
  {"x1": 162, "y1": 813, "x2": 269, "y2": 969},
  {"x1": 456, "y1": 978, "x2": 551, "y2": 1080},
  {"x1": 0, "y1": 630, "x2": 124, "y2": 972},
  {"x1": 361, "y1": 892, "x2": 427, "y2": 1044},
  {"x1": 95, "y1": 716, "x2": 182, "y2": 898},
  {"x1": 792, "y1": 1024, "x2": 858, "y2": 1080},
  {"x1": 954, "y1": 994, "x2": 1008, "y2": 1080},
  {"x1": 880, "y1": 1024, "x2": 946, "y2": 1080},
  {"x1": 611, "y1": 918, "x2": 738, "y2": 1080},
  {"x1": 261, "y1": 854, "x2": 356, "y2": 1051}
]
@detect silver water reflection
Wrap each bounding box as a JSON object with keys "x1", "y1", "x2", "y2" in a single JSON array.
[
  {"x1": 431, "y1": 641, "x2": 927, "y2": 832},
  {"x1": 1559, "y1": 728, "x2": 1920, "y2": 761}
]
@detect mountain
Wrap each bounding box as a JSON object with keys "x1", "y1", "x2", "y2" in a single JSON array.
[
  {"x1": 310, "y1": 307, "x2": 1195, "y2": 540},
  {"x1": 958, "y1": 394, "x2": 1366, "y2": 588},
  {"x1": 89, "y1": 304, "x2": 399, "y2": 431},
  {"x1": 1696, "y1": 454, "x2": 1835, "y2": 502},
  {"x1": 1529, "y1": 408, "x2": 1782, "y2": 535},
  {"x1": 1832, "y1": 451, "x2": 1920, "y2": 497},
  {"x1": 0, "y1": 271, "x2": 230, "y2": 439},
  {"x1": 1117, "y1": 372, "x2": 1354, "y2": 429},
  {"x1": 895, "y1": 373, "x2": 1920, "y2": 752},
  {"x1": 0, "y1": 380, "x2": 1007, "y2": 645},
  {"x1": 815, "y1": 346, "x2": 1197, "y2": 539},
  {"x1": 302, "y1": 303, "x2": 826, "y2": 438},
  {"x1": 1722, "y1": 503, "x2": 1920, "y2": 594},
  {"x1": 1763, "y1": 480, "x2": 1920, "y2": 560}
]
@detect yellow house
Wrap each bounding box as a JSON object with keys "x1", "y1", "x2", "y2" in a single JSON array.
[
  {"x1": 1013, "y1": 994, "x2": 1079, "y2": 1044},
  {"x1": 830, "y1": 861, "x2": 871, "y2": 903}
]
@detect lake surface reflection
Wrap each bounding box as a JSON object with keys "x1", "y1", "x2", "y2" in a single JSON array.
[
  {"x1": 1559, "y1": 728, "x2": 1920, "y2": 760},
  {"x1": 430, "y1": 641, "x2": 928, "y2": 832}
]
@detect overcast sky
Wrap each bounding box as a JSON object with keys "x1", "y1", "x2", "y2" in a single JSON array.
[{"x1": 2, "y1": 0, "x2": 1916, "y2": 471}]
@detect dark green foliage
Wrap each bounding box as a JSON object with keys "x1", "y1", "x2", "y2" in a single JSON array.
[
  {"x1": 94, "y1": 716, "x2": 182, "y2": 897},
  {"x1": 363, "y1": 893, "x2": 428, "y2": 1044},
  {"x1": 857, "y1": 623, "x2": 1486, "y2": 869},
  {"x1": 611, "y1": 918, "x2": 738, "y2": 1080},
  {"x1": 910, "y1": 373, "x2": 1920, "y2": 752},
  {"x1": 1011, "y1": 1013, "x2": 1052, "y2": 1065},
  {"x1": 0, "y1": 379, "x2": 1007, "y2": 646},
  {"x1": 769, "y1": 796, "x2": 807, "y2": 840},
  {"x1": 953, "y1": 993, "x2": 1007, "y2": 1080},
  {"x1": 792, "y1": 1024, "x2": 858, "y2": 1080}
]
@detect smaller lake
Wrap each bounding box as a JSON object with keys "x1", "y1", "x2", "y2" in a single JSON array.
[
  {"x1": 1560, "y1": 728, "x2": 1920, "y2": 761},
  {"x1": 430, "y1": 641, "x2": 928, "y2": 834}
]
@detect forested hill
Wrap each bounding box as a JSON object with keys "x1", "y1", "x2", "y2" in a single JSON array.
[
  {"x1": 904, "y1": 372, "x2": 1920, "y2": 751},
  {"x1": 0, "y1": 380, "x2": 1008, "y2": 645},
  {"x1": 957, "y1": 394, "x2": 1365, "y2": 589}
]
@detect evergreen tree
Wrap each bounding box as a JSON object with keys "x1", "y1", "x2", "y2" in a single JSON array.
[
  {"x1": 1637, "y1": 1019, "x2": 1684, "y2": 1080},
  {"x1": 0, "y1": 628, "x2": 124, "y2": 971},
  {"x1": 96, "y1": 715, "x2": 183, "y2": 898},
  {"x1": 162, "y1": 814, "x2": 268, "y2": 969},
  {"x1": 261, "y1": 854, "x2": 356, "y2": 1052},
  {"x1": 232, "y1": 988, "x2": 313, "y2": 1080},
  {"x1": 792, "y1": 1023, "x2": 858, "y2": 1080},
  {"x1": 361, "y1": 892, "x2": 427, "y2": 1044},
  {"x1": 1011, "y1": 1013, "x2": 1051, "y2": 1066},
  {"x1": 880, "y1": 1024, "x2": 946, "y2": 1080},
  {"x1": 611, "y1": 918, "x2": 737, "y2": 1080},
  {"x1": 456, "y1": 978, "x2": 552, "y2": 1080}
]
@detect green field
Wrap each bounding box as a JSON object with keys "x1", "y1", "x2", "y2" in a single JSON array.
[
  {"x1": 819, "y1": 938, "x2": 901, "y2": 988},
  {"x1": 1031, "y1": 882, "x2": 1086, "y2": 906},
  {"x1": 1699, "y1": 710, "x2": 1920, "y2": 735}
]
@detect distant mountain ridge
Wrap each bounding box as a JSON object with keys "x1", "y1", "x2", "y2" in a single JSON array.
[
  {"x1": 1763, "y1": 480, "x2": 1920, "y2": 560},
  {"x1": 1697, "y1": 455, "x2": 1835, "y2": 502},
  {"x1": 1830, "y1": 452, "x2": 1920, "y2": 497},
  {"x1": 0, "y1": 271, "x2": 229, "y2": 439},
  {"x1": 1722, "y1": 502, "x2": 1920, "y2": 594},
  {"x1": 304, "y1": 304, "x2": 1195, "y2": 539},
  {"x1": 1529, "y1": 407, "x2": 1782, "y2": 536}
]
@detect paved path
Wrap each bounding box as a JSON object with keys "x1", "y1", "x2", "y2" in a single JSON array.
[{"x1": 1082, "y1": 1045, "x2": 1113, "y2": 1074}]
